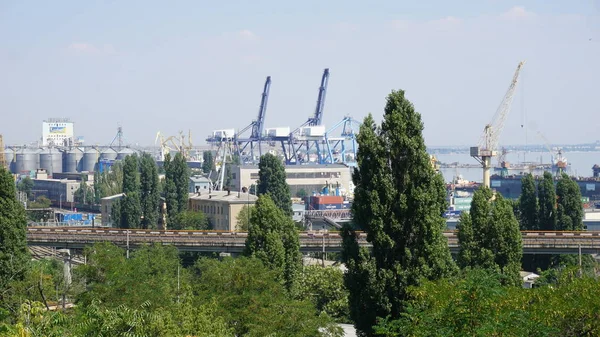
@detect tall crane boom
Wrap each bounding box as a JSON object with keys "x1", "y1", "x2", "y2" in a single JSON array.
[
  {"x1": 309, "y1": 68, "x2": 329, "y2": 126},
  {"x1": 479, "y1": 61, "x2": 526, "y2": 153},
  {"x1": 471, "y1": 61, "x2": 526, "y2": 188},
  {"x1": 251, "y1": 76, "x2": 271, "y2": 139}
]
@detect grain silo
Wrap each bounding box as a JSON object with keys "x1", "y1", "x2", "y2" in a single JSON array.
[
  {"x1": 39, "y1": 148, "x2": 63, "y2": 176},
  {"x1": 116, "y1": 148, "x2": 136, "y2": 160},
  {"x1": 64, "y1": 148, "x2": 83, "y2": 173},
  {"x1": 82, "y1": 148, "x2": 99, "y2": 172},
  {"x1": 15, "y1": 148, "x2": 39, "y2": 173}
]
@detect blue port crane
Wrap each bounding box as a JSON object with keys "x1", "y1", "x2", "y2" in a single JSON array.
[
  {"x1": 284, "y1": 68, "x2": 330, "y2": 164},
  {"x1": 231, "y1": 76, "x2": 271, "y2": 163}
]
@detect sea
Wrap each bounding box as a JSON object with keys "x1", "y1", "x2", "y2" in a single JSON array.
[{"x1": 435, "y1": 151, "x2": 600, "y2": 183}]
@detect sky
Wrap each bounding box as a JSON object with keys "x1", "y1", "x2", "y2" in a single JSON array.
[{"x1": 1, "y1": 0, "x2": 599, "y2": 147}]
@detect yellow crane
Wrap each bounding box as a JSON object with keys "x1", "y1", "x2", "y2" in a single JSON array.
[{"x1": 471, "y1": 61, "x2": 526, "y2": 188}]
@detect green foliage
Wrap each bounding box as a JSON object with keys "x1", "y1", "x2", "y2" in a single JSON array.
[
  {"x1": 236, "y1": 205, "x2": 253, "y2": 231},
  {"x1": 164, "y1": 153, "x2": 190, "y2": 225},
  {"x1": 139, "y1": 153, "x2": 160, "y2": 229},
  {"x1": 16, "y1": 176, "x2": 33, "y2": 199},
  {"x1": 73, "y1": 180, "x2": 94, "y2": 205},
  {"x1": 77, "y1": 243, "x2": 184, "y2": 310},
  {"x1": 172, "y1": 210, "x2": 209, "y2": 230},
  {"x1": 343, "y1": 90, "x2": 456, "y2": 335},
  {"x1": 296, "y1": 188, "x2": 308, "y2": 199},
  {"x1": 373, "y1": 269, "x2": 545, "y2": 337},
  {"x1": 556, "y1": 173, "x2": 584, "y2": 231},
  {"x1": 257, "y1": 153, "x2": 293, "y2": 217},
  {"x1": 519, "y1": 173, "x2": 539, "y2": 230},
  {"x1": 457, "y1": 187, "x2": 523, "y2": 286},
  {"x1": 295, "y1": 265, "x2": 350, "y2": 323},
  {"x1": 115, "y1": 154, "x2": 142, "y2": 229},
  {"x1": 192, "y1": 257, "x2": 342, "y2": 337},
  {"x1": 0, "y1": 167, "x2": 29, "y2": 319},
  {"x1": 27, "y1": 195, "x2": 51, "y2": 209},
  {"x1": 538, "y1": 171, "x2": 557, "y2": 231},
  {"x1": 245, "y1": 195, "x2": 301, "y2": 292},
  {"x1": 202, "y1": 151, "x2": 215, "y2": 174}
]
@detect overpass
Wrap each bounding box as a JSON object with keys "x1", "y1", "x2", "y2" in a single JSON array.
[{"x1": 26, "y1": 227, "x2": 600, "y2": 254}]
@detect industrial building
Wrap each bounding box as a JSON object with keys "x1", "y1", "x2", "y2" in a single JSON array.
[
  {"x1": 229, "y1": 164, "x2": 352, "y2": 197},
  {"x1": 100, "y1": 193, "x2": 125, "y2": 227},
  {"x1": 42, "y1": 118, "x2": 74, "y2": 146},
  {"x1": 189, "y1": 175, "x2": 212, "y2": 193},
  {"x1": 32, "y1": 178, "x2": 80, "y2": 205},
  {"x1": 188, "y1": 190, "x2": 258, "y2": 231}
]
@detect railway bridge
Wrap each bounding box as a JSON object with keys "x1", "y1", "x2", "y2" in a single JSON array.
[{"x1": 26, "y1": 227, "x2": 600, "y2": 255}]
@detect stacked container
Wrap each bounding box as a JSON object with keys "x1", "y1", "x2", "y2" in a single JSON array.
[{"x1": 305, "y1": 195, "x2": 344, "y2": 210}]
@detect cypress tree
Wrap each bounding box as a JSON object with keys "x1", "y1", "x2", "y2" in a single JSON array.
[
  {"x1": 172, "y1": 153, "x2": 190, "y2": 214},
  {"x1": 257, "y1": 153, "x2": 292, "y2": 217},
  {"x1": 139, "y1": 153, "x2": 160, "y2": 229},
  {"x1": 119, "y1": 154, "x2": 142, "y2": 229},
  {"x1": 556, "y1": 173, "x2": 583, "y2": 231},
  {"x1": 519, "y1": 173, "x2": 538, "y2": 230},
  {"x1": 342, "y1": 90, "x2": 456, "y2": 335},
  {"x1": 457, "y1": 187, "x2": 523, "y2": 286},
  {"x1": 0, "y1": 167, "x2": 29, "y2": 305},
  {"x1": 538, "y1": 172, "x2": 557, "y2": 231},
  {"x1": 245, "y1": 195, "x2": 301, "y2": 291}
]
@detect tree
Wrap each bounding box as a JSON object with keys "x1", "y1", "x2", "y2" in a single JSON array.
[
  {"x1": 236, "y1": 205, "x2": 253, "y2": 231},
  {"x1": 295, "y1": 188, "x2": 308, "y2": 199},
  {"x1": 139, "y1": 153, "x2": 160, "y2": 229},
  {"x1": 73, "y1": 178, "x2": 94, "y2": 205},
  {"x1": 192, "y1": 257, "x2": 341, "y2": 337},
  {"x1": 257, "y1": 153, "x2": 292, "y2": 217},
  {"x1": 118, "y1": 154, "x2": 142, "y2": 229},
  {"x1": 244, "y1": 195, "x2": 301, "y2": 291},
  {"x1": 164, "y1": 153, "x2": 189, "y2": 225},
  {"x1": 295, "y1": 265, "x2": 350, "y2": 323},
  {"x1": 519, "y1": 173, "x2": 538, "y2": 230},
  {"x1": 0, "y1": 167, "x2": 29, "y2": 317},
  {"x1": 202, "y1": 151, "x2": 214, "y2": 174},
  {"x1": 16, "y1": 176, "x2": 34, "y2": 199},
  {"x1": 538, "y1": 171, "x2": 557, "y2": 231},
  {"x1": 173, "y1": 210, "x2": 209, "y2": 230},
  {"x1": 457, "y1": 187, "x2": 523, "y2": 286},
  {"x1": 556, "y1": 173, "x2": 583, "y2": 231},
  {"x1": 342, "y1": 90, "x2": 456, "y2": 335}
]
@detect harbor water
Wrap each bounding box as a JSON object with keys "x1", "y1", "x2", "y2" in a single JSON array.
[{"x1": 436, "y1": 151, "x2": 600, "y2": 183}]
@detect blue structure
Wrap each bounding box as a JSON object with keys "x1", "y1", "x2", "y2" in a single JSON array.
[
  {"x1": 283, "y1": 68, "x2": 330, "y2": 164},
  {"x1": 233, "y1": 76, "x2": 271, "y2": 163}
]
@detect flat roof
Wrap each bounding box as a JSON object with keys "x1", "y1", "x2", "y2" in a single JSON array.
[{"x1": 189, "y1": 190, "x2": 258, "y2": 204}]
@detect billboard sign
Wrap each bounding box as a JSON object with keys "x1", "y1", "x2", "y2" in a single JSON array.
[{"x1": 49, "y1": 126, "x2": 66, "y2": 134}]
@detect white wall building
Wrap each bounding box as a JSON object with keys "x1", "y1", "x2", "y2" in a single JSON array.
[{"x1": 42, "y1": 118, "x2": 74, "y2": 146}]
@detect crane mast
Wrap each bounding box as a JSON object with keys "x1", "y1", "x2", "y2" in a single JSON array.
[
  {"x1": 251, "y1": 76, "x2": 271, "y2": 139},
  {"x1": 310, "y1": 68, "x2": 329, "y2": 126},
  {"x1": 471, "y1": 61, "x2": 526, "y2": 188}
]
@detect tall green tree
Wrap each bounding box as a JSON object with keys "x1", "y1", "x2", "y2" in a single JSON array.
[
  {"x1": 202, "y1": 151, "x2": 214, "y2": 174},
  {"x1": 118, "y1": 154, "x2": 142, "y2": 228},
  {"x1": 519, "y1": 173, "x2": 539, "y2": 230},
  {"x1": 457, "y1": 187, "x2": 523, "y2": 286},
  {"x1": 342, "y1": 90, "x2": 456, "y2": 335},
  {"x1": 556, "y1": 173, "x2": 584, "y2": 231},
  {"x1": 538, "y1": 171, "x2": 557, "y2": 231},
  {"x1": 257, "y1": 153, "x2": 292, "y2": 217},
  {"x1": 164, "y1": 153, "x2": 189, "y2": 225},
  {"x1": 244, "y1": 195, "x2": 301, "y2": 291},
  {"x1": 0, "y1": 167, "x2": 29, "y2": 316},
  {"x1": 16, "y1": 176, "x2": 33, "y2": 199},
  {"x1": 139, "y1": 153, "x2": 160, "y2": 229}
]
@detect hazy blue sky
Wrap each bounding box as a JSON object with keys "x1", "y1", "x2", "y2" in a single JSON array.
[{"x1": 1, "y1": 0, "x2": 598, "y2": 147}]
